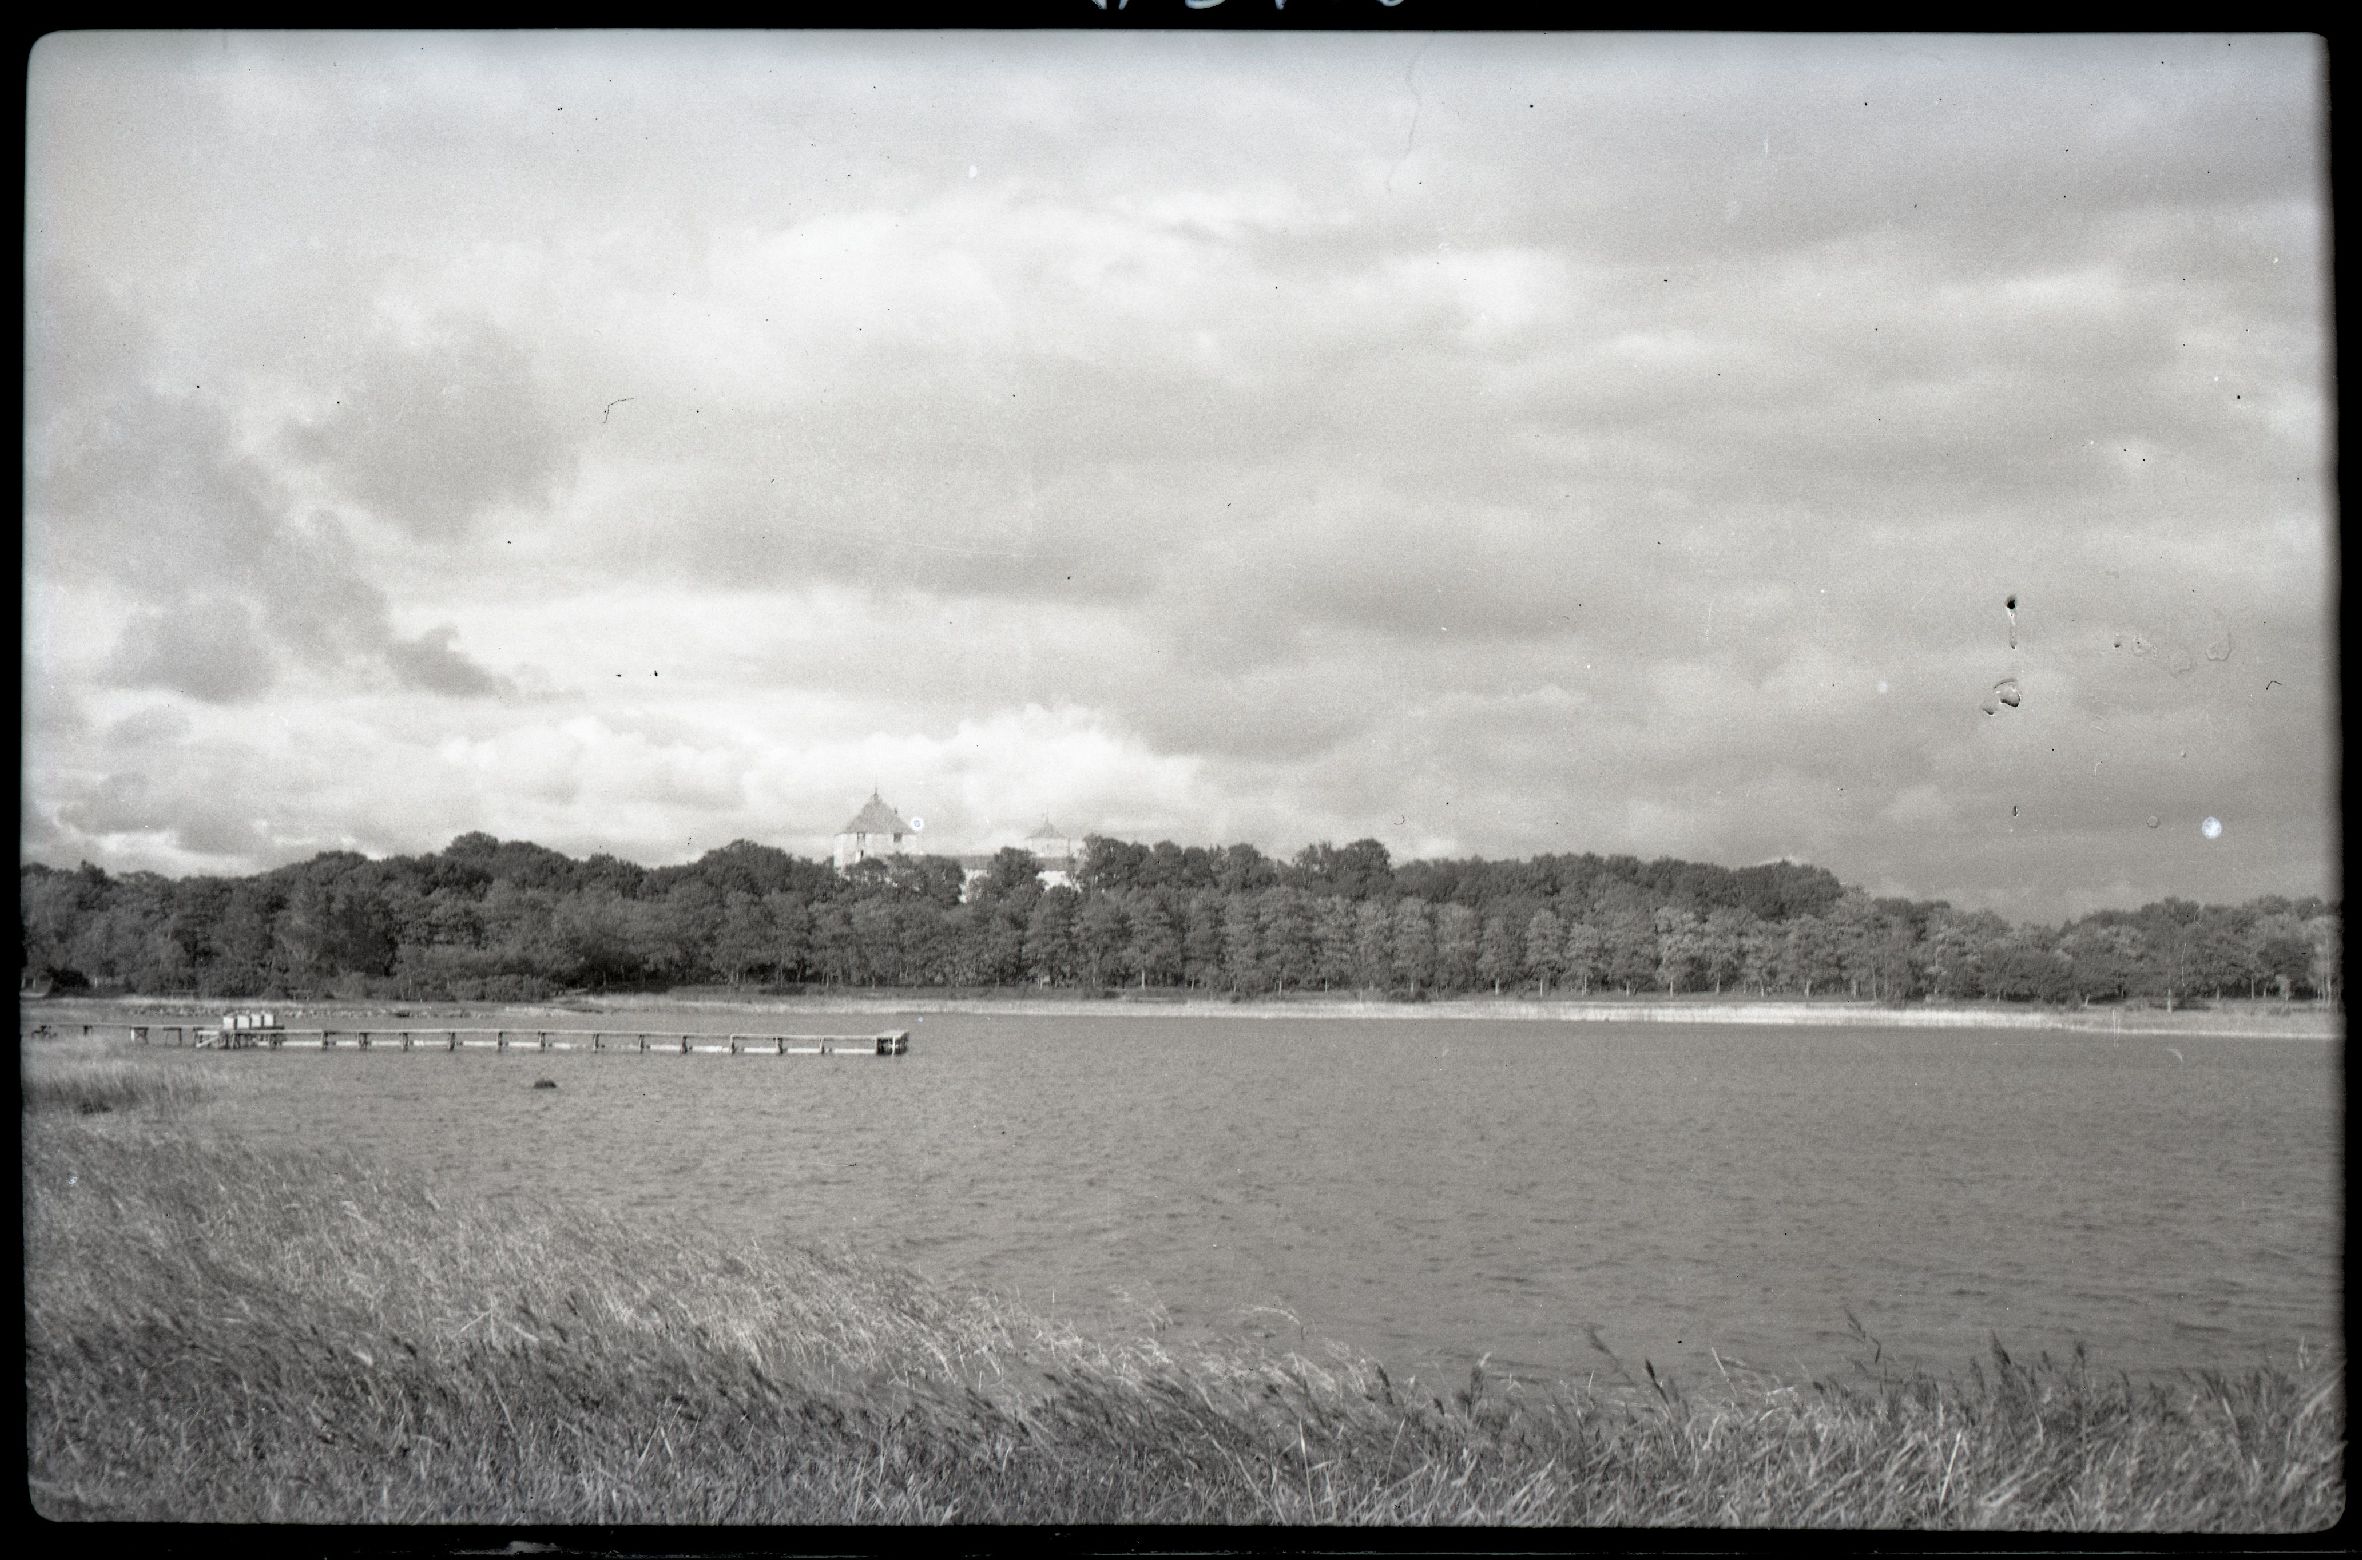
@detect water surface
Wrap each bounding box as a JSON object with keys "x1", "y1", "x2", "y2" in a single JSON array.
[{"x1": 163, "y1": 1010, "x2": 2342, "y2": 1388}]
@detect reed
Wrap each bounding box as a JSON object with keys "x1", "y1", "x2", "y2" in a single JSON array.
[
  {"x1": 18, "y1": 1049, "x2": 216, "y2": 1117},
  {"x1": 23, "y1": 1110, "x2": 2344, "y2": 1527}
]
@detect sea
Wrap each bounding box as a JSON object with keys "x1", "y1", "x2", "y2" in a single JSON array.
[{"x1": 106, "y1": 1007, "x2": 2346, "y2": 1391}]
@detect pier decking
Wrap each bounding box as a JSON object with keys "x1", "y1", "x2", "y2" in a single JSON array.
[{"x1": 65, "y1": 1020, "x2": 910, "y2": 1057}]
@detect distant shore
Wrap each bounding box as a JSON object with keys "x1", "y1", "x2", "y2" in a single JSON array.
[
  {"x1": 628, "y1": 991, "x2": 2346, "y2": 1040},
  {"x1": 25, "y1": 988, "x2": 2342, "y2": 1041}
]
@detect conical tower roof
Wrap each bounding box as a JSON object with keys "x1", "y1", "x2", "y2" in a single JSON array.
[
  {"x1": 841, "y1": 791, "x2": 909, "y2": 835},
  {"x1": 1026, "y1": 818, "x2": 1066, "y2": 841}
]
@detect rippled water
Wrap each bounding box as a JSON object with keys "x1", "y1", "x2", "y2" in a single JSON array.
[{"x1": 164, "y1": 1009, "x2": 2342, "y2": 1388}]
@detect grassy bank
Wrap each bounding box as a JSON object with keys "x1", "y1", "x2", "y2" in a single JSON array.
[{"x1": 23, "y1": 1052, "x2": 2345, "y2": 1527}]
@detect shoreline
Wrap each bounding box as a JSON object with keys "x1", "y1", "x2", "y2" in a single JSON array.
[
  {"x1": 647, "y1": 993, "x2": 2344, "y2": 1040},
  {"x1": 24, "y1": 989, "x2": 2342, "y2": 1041}
]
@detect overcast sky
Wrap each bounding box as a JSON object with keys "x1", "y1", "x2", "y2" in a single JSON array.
[{"x1": 22, "y1": 31, "x2": 2334, "y2": 921}]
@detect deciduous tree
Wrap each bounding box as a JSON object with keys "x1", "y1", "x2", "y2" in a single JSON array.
[
  {"x1": 1391, "y1": 898, "x2": 1435, "y2": 992},
  {"x1": 1523, "y1": 908, "x2": 1564, "y2": 995}
]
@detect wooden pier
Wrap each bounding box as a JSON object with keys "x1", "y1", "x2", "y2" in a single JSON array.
[{"x1": 108, "y1": 1020, "x2": 910, "y2": 1057}]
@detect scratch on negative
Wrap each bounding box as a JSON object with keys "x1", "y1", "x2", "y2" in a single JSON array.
[{"x1": 1388, "y1": 38, "x2": 1437, "y2": 192}]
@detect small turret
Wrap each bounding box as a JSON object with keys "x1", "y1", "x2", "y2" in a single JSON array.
[{"x1": 834, "y1": 791, "x2": 913, "y2": 872}]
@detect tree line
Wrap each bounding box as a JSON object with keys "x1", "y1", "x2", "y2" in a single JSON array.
[{"x1": 17, "y1": 830, "x2": 2343, "y2": 1009}]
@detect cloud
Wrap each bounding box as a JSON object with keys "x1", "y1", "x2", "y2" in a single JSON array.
[
  {"x1": 48, "y1": 764, "x2": 276, "y2": 865},
  {"x1": 282, "y1": 317, "x2": 574, "y2": 541},
  {"x1": 25, "y1": 282, "x2": 520, "y2": 707},
  {"x1": 386, "y1": 626, "x2": 517, "y2": 699},
  {"x1": 17, "y1": 34, "x2": 2335, "y2": 920},
  {"x1": 104, "y1": 602, "x2": 278, "y2": 704}
]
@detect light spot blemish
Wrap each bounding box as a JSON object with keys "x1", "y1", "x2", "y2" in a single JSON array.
[
  {"x1": 2200, "y1": 816, "x2": 2223, "y2": 840},
  {"x1": 2147, "y1": 815, "x2": 2161, "y2": 829}
]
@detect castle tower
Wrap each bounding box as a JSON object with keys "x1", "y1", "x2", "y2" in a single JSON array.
[
  {"x1": 834, "y1": 791, "x2": 913, "y2": 873},
  {"x1": 1025, "y1": 818, "x2": 1083, "y2": 889}
]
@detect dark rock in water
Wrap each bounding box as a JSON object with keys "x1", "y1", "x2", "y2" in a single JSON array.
[{"x1": 532, "y1": 1078, "x2": 559, "y2": 1090}]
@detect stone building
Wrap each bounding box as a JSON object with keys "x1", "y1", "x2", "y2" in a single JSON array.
[
  {"x1": 952, "y1": 819, "x2": 1084, "y2": 897},
  {"x1": 1024, "y1": 820, "x2": 1085, "y2": 890},
  {"x1": 832, "y1": 793, "x2": 1087, "y2": 896},
  {"x1": 833, "y1": 791, "x2": 914, "y2": 873}
]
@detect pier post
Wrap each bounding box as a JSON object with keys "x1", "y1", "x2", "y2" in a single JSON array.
[
  {"x1": 497, "y1": 1030, "x2": 507, "y2": 1052},
  {"x1": 358, "y1": 1033, "x2": 369, "y2": 1050},
  {"x1": 777, "y1": 1036, "x2": 786, "y2": 1054},
  {"x1": 730, "y1": 1038, "x2": 740, "y2": 1054},
  {"x1": 638, "y1": 1034, "x2": 648, "y2": 1052},
  {"x1": 593, "y1": 1032, "x2": 602, "y2": 1052},
  {"x1": 539, "y1": 1032, "x2": 549, "y2": 1050},
  {"x1": 82, "y1": 1024, "x2": 91, "y2": 1036},
  {"x1": 680, "y1": 1033, "x2": 690, "y2": 1054}
]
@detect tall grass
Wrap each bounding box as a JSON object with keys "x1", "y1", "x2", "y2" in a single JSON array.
[
  {"x1": 23, "y1": 1112, "x2": 2344, "y2": 1527},
  {"x1": 19, "y1": 1048, "x2": 217, "y2": 1117}
]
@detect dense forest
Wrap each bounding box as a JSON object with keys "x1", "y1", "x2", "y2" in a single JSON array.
[{"x1": 17, "y1": 832, "x2": 2343, "y2": 1009}]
